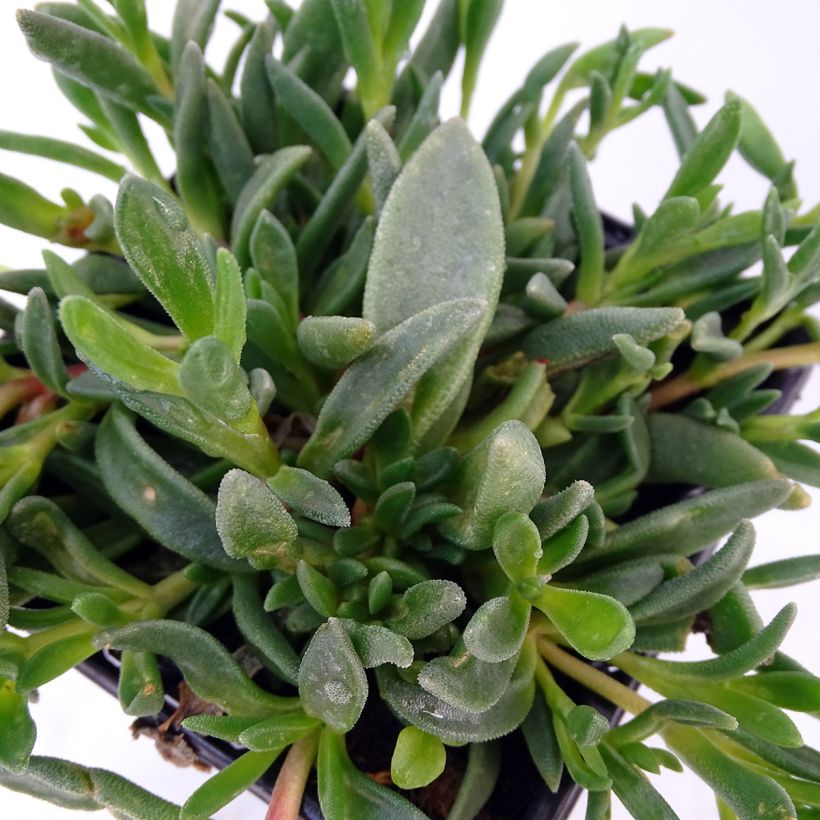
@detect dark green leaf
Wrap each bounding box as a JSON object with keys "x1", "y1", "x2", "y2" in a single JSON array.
[
  {"x1": 98, "y1": 620, "x2": 293, "y2": 716},
  {"x1": 96, "y1": 405, "x2": 240, "y2": 571},
  {"x1": 298, "y1": 298, "x2": 486, "y2": 477}
]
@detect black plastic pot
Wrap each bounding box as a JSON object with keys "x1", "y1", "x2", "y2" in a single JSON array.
[{"x1": 76, "y1": 216, "x2": 812, "y2": 820}]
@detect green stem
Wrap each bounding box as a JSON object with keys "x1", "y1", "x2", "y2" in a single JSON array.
[
  {"x1": 650, "y1": 341, "x2": 820, "y2": 410},
  {"x1": 538, "y1": 638, "x2": 652, "y2": 715},
  {"x1": 264, "y1": 731, "x2": 320, "y2": 820}
]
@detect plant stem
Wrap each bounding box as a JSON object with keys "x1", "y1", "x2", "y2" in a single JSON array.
[
  {"x1": 538, "y1": 638, "x2": 652, "y2": 715},
  {"x1": 650, "y1": 342, "x2": 820, "y2": 410},
  {"x1": 265, "y1": 732, "x2": 320, "y2": 820}
]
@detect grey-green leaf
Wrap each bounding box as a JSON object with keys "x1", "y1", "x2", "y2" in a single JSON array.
[{"x1": 363, "y1": 118, "x2": 504, "y2": 445}]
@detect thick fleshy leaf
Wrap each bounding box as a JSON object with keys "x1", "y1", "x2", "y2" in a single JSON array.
[
  {"x1": 606, "y1": 700, "x2": 737, "y2": 745},
  {"x1": 297, "y1": 316, "x2": 376, "y2": 370},
  {"x1": 417, "y1": 642, "x2": 516, "y2": 712},
  {"x1": 533, "y1": 586, "x2": 635, "y2": 660},
  {"x1": 180, "y1": 750, "x2": 279, "y2": 820},
  {"x1": 299, "y1": 618, "x2": 367, "y2": 732},
  {"x1": 97, "y1": 620, "x2": 293, "y2": 716},
  {"x1": 250, "y1": 210, "x2": 299, "y2": 323},
  {"x1": 387, "y1": 579, "x2": 466, "y2": 640},
  {"x1": 617, "y1": 604, "x2": 796, "y2": 683},
  {"x1": 663, "y1": 724, "x2": 796, "y2": 820},
  {"x1": 363, "y1": 118, "x2": 504, "y2": 445},
  {"x1": 179, "y1": 337, "x2": 255, "y2": 422},
  {"x1": 647, "y1": 414, "x2": 779, "y2": 488},
  {"x1": 213, "y1": 249, "x2": 246, "y2": 362},
  {"x1": 20, "y1": 287, "x2": 69, "y2": 396},
  {"x1": 230, "y1": 146, "x2": 312, "y2": 264},
  {"x1": 59, "y1": 296, "x2": 181, "y2": 395},
  {"x1": 665, "y1": 98, "x2": 741, "y2": 199},
  {"x1": 238, "y1": 712, "x2": 321, "y2": 752},
  {"x1": 539, "y1": 516, "x2": 589, "y2": 576},
  {"x1": 492, "y1": 512, "x2": 542, "y2": 583},
  {"x1": 266, "y1": 57, "x2": 351, "y2": 169},
  {"x1": 174, "y1": 43, "x2": 223, "y2": 239},
  {"x1": 7, "y1": 496, "x2": 148, "y2": 596},
  {"x1": 341, "y1": 621, "x2": 414, "y2": 668},
  {"x1": 0, "y1": 678, "x2": 36, "y2": 772},
  {"x1": 232, "y1": 574, "x2": 300, "y2": 685},
  {"x1": 298, "y1": 297, "x2": 486, "y2": 477},
  {"x1": 629, "y1": 520, "x2": 755, "y2": 624},
  {"x1": 578, "y1": 480, "x2": 792, "y2": 569},
  {"x1": 463, "y1": 595, "x2": 530, "y2": 663},
  {"x1": 522, "y1": 692, "x2": 563, "y2": 792},
  {"x1": 0, "y1": 756, "x2": 179, "y2": 817},
  {"x1": 96, "y1": 405, "x2": 241, "y2": 571},
  {"x1": 391, "y1": 727, "x2": 446, "y2": 790},
  {"x1": 376, "y1": 645, "x2": 535, "y2": 744},
  {"x1": 268, "y1": 465, "x2": 351, "y2": 528},
  {"x1": 114, "y1": 175, "x2": 214, "y2": 341},
  {"x1": 17, "y1": 11, "x2": 166, "y2": 121},
  {"x1": 296, "y1": 561, "x2": 339, "y2": 618},
  {"x1": 524, "y1": 307, "x2": 685, "y2": 374},
  {"x1": 215, "y1": 469, "x2": 298, "y2": 569},
  {"x1": 117, "y1": 651, "x2": 164, "y2": 717},
  {"x1": 440, "y1": 421, "x2": 546, "y2": 550},
  {"x1": 599, "y1": 743, "x2": 679, "y2": 820},
  {"x1": 170, "y1": 0, "x2": 220, "y2": 74},
  {"x1": 531, "y1": 481, "x2": 595, "y2": 541},
  {"x1": 366, "y1": 120, "x2": 401, "y2": 214},
  {"x1": 318, "y1": 727, "x2": 427, "y2": 820},
  {"x1": 743, "y1": 554, "x2": 820, "y2": 589}
]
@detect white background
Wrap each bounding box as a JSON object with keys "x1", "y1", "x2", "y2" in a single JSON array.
[{"x1": 1, "y1": 1, "x2": 819, "y2": 818}]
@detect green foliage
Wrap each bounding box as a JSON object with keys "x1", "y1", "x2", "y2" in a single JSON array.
[{"x1": 2, "y1": 4, "x2": 820, "y2": 819}]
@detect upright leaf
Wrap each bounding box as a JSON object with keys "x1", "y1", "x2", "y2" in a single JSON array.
[{"x1": 363, "y1": 118, "x2": 505, "y2": 446}]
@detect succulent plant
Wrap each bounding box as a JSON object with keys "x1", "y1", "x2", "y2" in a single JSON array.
[{"x1": 2, "y1": 2, "x2": 820, "y2": 819}]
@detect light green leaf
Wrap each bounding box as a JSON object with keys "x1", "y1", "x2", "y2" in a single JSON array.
[
  {"x1": 17, "y1": 10, "x2": 166, "y2": 122},
  {"x1": 114, "y1": 175, "x2": 214, "y2": 341},
  {"x1": 743, "y1": 554, "x2": 820, "y2": 590},
  {"x1": 267, "y1": 465, "x2": 351, "y2": 527},
  {"x1": 524, "y1": 307, "x2": 685, "y2": 374},
  {"x1": 492, "y1": 512, "x2": 542, "y2": 583},
  {"x1": 213, "y1": 249, "x2": 246, "y2": 362},
  {"x1": 341, "y1": 620, "x2": 413, "y2": 668},
  {"x1": 238, "y1": 712, "x2": 321, "y2": 751},
  {"x1": 391, "y1": 727, "x2": 446, "y2": 790},
  {"x1": 418, "y1": 641, "x2": 516, "y2": 712},
  {"x1": 665, "y1": 97, "x2": 741, "y2": 199},
  {"x1": 266, "y1": 56, "x2": 351, "y2": 169},
  {"x1": 0, "y1": 678, "x2": 36, "y2": 772},
  {"x1": 59, "y1": 295, "x2": 181, "y2": 395},
  {"x1": 630, "y1": 521, "x2": 755, "y2": 624},
  {"x1": 533, "y1": 586, "x2": 635, "y2": 660},
  {"x1": 647, "y1": 414, "x2": 779, "y2": 487}
]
